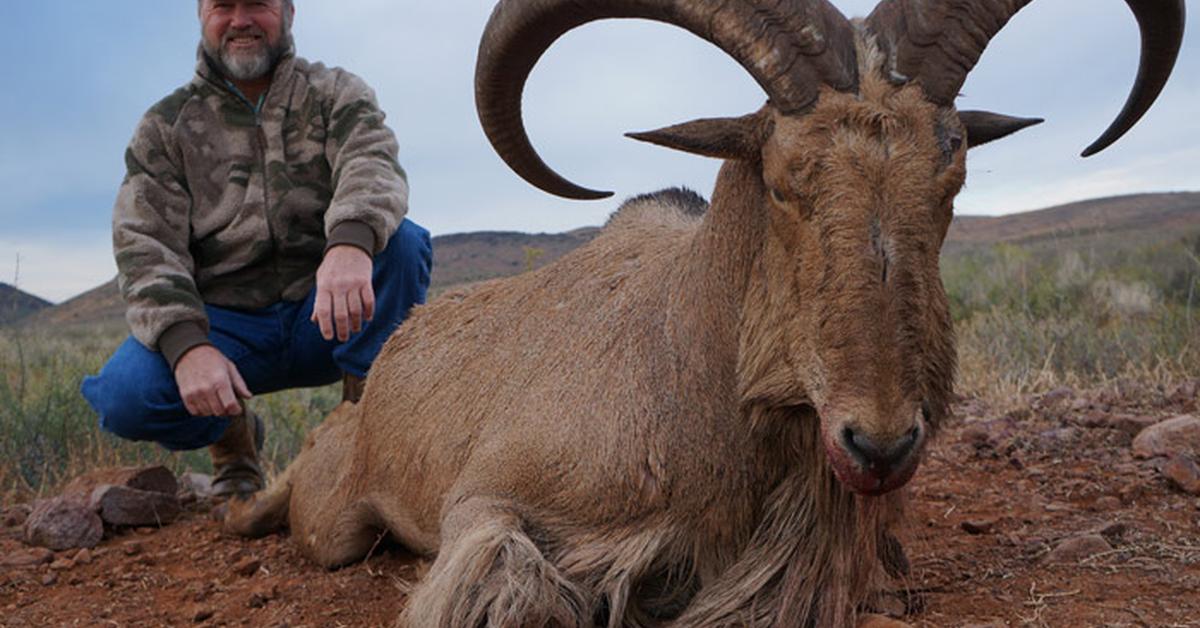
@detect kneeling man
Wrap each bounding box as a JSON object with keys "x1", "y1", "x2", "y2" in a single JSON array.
[{"x1": 82, "y1": 0, "x2": 431, "y2": 498}]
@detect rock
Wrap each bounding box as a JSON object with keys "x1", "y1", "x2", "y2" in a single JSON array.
[
  {"x1": 1162, "y1": 455, "x2": 1200, "y2": 495},
  {"x1": 961, "y1": 425, "x2": 992, "y2": 449},
  {"x1": 961, "y1": 621, "x2": 1007, "y2": 628},
  {"x1": 1168, "y1": 379, "x2": 1199, "y2": 407},
  {"x1": 960, "y1": 520, "x2": 995, "y2": 535},
  {"x1": 62, "y1": 465, "x2": 178, "y2": 500},
  {"x1": 1096, "y1": 521, "x2": 1129, "y2": 543},
  {"x1": 74, "y1": 548, "x2": 93, "y2": 565},
  {"x1": 49, "y1": 558, "x2": 75, "y2": 571},
  {"x1": 1038, "y1": 427, "x2": 1079, "y2": 445},
  {"x1": 1045, "y1": 534, "x2": 1111, "y2": 563},
  {"x1": 1, "y1": 504, "x2": 32, "y2": 528},
  {"x1": 1079, "y1": 413, "x2": 1160, "y2": 437},
  {"x1": 247, "y1": 584, "x2": 278, "y2": 609},
  {"x1": 90, "y1": 485, "x2": 181, "y2": 527},
  {"x1": 41, "y1": 572, "x2": 58, "y2": 586},
  {"x1": 192, "y1": 607, "x2": 215, "y2": 623},
  {"x1": 180, "y1": 473, "x2": 215, "y2": 499},
  {"x1": 1133, "y1": 415, "x2": 1200, "y2": 459},
  {"x1": 1039, "y1": 387, "x2": 1075, "y2": 408},
  {"x1": 233, "y1": 557, "x2": 262, "y2": 577},
  {"x1": 0, "y1": 547, "x2": 54, "y2": 568},
  {"x1": 122, "y1": 541, "x2": 143, "y2": 557},
  {"x1": 24, "y1": 498, "x2": 103, "y2": 551},
  {"x1": 961, "y1": 417, "x2": 1018, "y2": 451}
]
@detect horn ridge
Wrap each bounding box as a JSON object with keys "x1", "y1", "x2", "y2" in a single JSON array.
[
  {"x1": 866, "y1": 0, "x2": 1186, "y2": 156},
  {"x1": 475, "y1": 0, "x2": 859, "y2": 200}
]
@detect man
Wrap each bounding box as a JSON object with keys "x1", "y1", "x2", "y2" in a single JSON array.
[{"x1": 81, "y1": 0, "x2": 431, "y2": 498}]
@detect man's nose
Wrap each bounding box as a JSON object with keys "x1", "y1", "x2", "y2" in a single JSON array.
[{"x1": 230, "y1": 4, "x2": 254, "y2": 28}]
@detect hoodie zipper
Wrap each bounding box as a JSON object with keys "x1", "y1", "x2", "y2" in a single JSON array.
[{"x1": 224, "y1": 84, "x2": 282, "y2": 299}]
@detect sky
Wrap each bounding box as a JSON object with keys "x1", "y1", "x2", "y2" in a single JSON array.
[{"x1": 0, "y1": 1, "x2": 1196, "y2": 303}]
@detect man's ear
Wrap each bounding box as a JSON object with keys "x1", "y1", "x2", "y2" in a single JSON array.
[
  {"x1": 960, "y1": 110, "x2": 1044, "y2": 149},
  {"x1": 626, "y1": 112, "x2": 767, "y2": 161}
]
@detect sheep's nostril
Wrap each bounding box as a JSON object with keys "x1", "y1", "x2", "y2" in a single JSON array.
[{"x1": 841, "y1": 425, "x2": 919, "y2": 475}]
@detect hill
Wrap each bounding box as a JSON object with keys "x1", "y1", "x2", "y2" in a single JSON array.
[
  {"x1": 28, "y1": 191, "x2": 1200, "y2": 329},
  {"x1": 0, "y1": 282, "x2": 52, "y2": 326},
  {"x1": 943, "y1": 191, "x2": 1200, "y2": 254}
]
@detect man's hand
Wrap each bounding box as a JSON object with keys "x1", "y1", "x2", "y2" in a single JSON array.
[
  {"x1": 312, "y1": 244, "x2": 375, "y2": 342},
  {"x1": 175, "y1": 345, "x2": 252, "y2": 417}
]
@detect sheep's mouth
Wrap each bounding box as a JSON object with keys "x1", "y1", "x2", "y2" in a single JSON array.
[
  {"x1": 825, "y1": 445, "x2": 921, "y2": 496},
  {"x1": 818, "y1": 416, "x2": 925, "y2": 496}
]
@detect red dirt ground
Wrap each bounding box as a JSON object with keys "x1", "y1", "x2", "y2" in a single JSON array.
[{"x1": 3, "y1": 383, "x2": 1198, "y2": 627}]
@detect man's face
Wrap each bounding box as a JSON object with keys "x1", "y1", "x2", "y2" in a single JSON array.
[{"x1": 200, "y1": 0, "x2": 293, "y2": 82}]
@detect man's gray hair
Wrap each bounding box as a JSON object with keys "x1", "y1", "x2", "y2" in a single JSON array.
[{"x1": 198, "y1": 0, "x2": 293, "y2": 7}]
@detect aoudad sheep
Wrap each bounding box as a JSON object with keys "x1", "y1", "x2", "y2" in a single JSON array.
[{"x1": 226, "y1": 0, "x2": 1186, "y2": 626}]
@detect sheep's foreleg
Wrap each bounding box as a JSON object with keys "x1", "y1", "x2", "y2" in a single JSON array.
[{"x1": 399, "y1": 497, "x2": 589, "y2": 628}]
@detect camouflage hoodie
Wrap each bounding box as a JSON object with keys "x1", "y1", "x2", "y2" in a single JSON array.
[{"x1": 113, "y1": 47, "x2": 408, "y2": 368}]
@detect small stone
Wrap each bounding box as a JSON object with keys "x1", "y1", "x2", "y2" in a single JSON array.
[
  {"x1": 193, "y1": 607, "x2": 215, "y2": 623},
  {"x1": 24, "y1": 498, "x2": 104, "y2": 551},
  {"x1": 123, "y1": 541, "x2": 143, "y2": 556},
  {"x1": 180, "y1": 473, "x2": 215, "y2": 499},
  {"x1": 247, "y1": 584, "x2": 278, "y2": 609},
  {"x1": 1038, "y1": 427, "x2": 1079, "y2": 445},
  {"x1": 90, "y1": 484, "x2": 181, "y2": 527},
  {"x1": 1163, "y1": 455, "x2": 1200, "y2": 495},
  {"x1": 0, "y1": 547, "x2": 55, "y2": 568},
  {"x1": 1169, "y1": 379, "x2": 1199, "y2": 406},
  {"x1": 63, "y1": 465, "x2": 178, "y2": 499},
  {"x1": 41, "y1": 572, "x2": 58, "y2": 586},
  {"x1": 961, "y1": 622, "x2": 1006, "y2": 628},
  {"x1": 233, "y1": 557, "x2": 262, "y2": 577},
  {"x1": 1096, "y1": 521, "x2": 1129, "y2": 543},
  {"x1": 960, "y1": 520, "x2": 995, "y2": 535},
  {"x1": 49, "y1": 558, "x2": 75, "y2": 571},
  {"x1": 1008, "y1": 456, "x2": 1024, "y2": 470},
  {"x1": 1070, "y1": 397, "x2": 1092, "y2": 412},
  {"x1": 1, "y1": 504, "x2": 32, "y2": 528},
  {"x1": 1108, "y1": 415, "x2": 1161, "y2": 437},
  {"x1": 1045, "y1": 534, "x2": 1112, "y2": 563},
  {"x1": 1093, "y1": 496, "x2": 1122, "y2": 512},
  {"x1": 1133, "y1": 415, "x2": 1200, "y2": 459},
  {"x1": 74, "y1": 548, "x2": 93, "y2": 565},
  {"x1": 961, "y1": 425, "x2": 992, "y2": 449},
  {"x1": 1040, "y1": 387, "x2": 1075, "y2": 408}
]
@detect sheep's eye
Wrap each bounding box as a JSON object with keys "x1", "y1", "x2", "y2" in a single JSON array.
[{"x1": 769, "y1": 187, "x2": 787, "y2": 205}]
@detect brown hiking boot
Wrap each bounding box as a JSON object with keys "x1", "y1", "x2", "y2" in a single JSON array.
[
  {"x1": 210, "y1": 411, "x2": 265, "y2": 498},
  {"x1": 342, "y1": 373, "x2": 366, "y2": 404}
]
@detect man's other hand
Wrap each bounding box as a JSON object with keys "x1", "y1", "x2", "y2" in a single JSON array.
[
  {"x1": 312, "y1": 244, "x2": 375, "y2": 342},
  {"x1": 175, "y1": 345, "x2": 252, "y2": 417}
]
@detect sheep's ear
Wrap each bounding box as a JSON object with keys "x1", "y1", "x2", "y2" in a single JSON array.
[
  {"x1": 960, "y1": 110, "x2": 1044, "y2": 149},
  {"x1": 626, "y1": 112, "x2": 765, "y2": 161}
]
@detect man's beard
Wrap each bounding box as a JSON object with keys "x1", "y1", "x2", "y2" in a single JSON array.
[{"x1": 203, "y1": 21, "x2": 292, "y2": 82}]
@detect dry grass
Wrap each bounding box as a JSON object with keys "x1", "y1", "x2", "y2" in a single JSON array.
[{"x1": 2, "y1": 227, "x2": 1197, "y2": 503}]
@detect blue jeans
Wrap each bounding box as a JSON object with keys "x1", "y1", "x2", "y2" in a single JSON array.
[{"x1": 81, "y1": 219, "x2": 432, "y2": 451}]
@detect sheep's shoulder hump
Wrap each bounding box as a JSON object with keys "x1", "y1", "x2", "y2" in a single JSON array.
[{"x1": 604, "y1": 187, "x2": 709, "y2": 233}]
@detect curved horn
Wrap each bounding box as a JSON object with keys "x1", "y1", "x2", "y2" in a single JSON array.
[
  {"x1": 865, "y1": 0, "x2": 1185, "y2": 156},
  {"x1": 475, "y1": 0, "x2": 859, "y2": 200}
]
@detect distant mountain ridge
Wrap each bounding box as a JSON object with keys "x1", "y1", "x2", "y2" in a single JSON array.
[
  {"x1": 0, "y1": 282, "x2": 52, "y2": 325},
  {"x1": 945, "y1": 192, "x2": 1199, "y2": 253},
  {"x1": 17, "y1": 191, "x2": 1200, "y2": 329}
]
